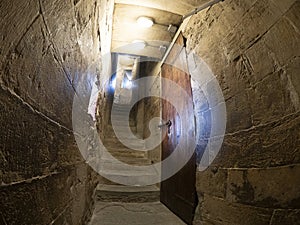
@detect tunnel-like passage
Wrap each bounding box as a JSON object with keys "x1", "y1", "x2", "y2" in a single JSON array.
[{"x1": 0, "y1": 0, "x2": 299, "y2": 224}]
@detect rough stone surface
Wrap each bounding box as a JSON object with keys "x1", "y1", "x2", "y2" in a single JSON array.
[
  {"x1": 140, "y1": 61, "x2": 162, "y2": 164},
  {"x1": 0, "y1": 0, "x2": 101, "y2": 224},
  {"x1": 1, "y1": 0, "x2": 300, "y2": 224},
  {"x1": 196, "y1": 168, "x2": 227, "y2": 199},
  {"x1": 183, "y1": 0, "x2": 300, "y2": 224},
  {"x1": 226, "y1": 165, "x2": 300, "y2": 208},
  {"x1": 198, "y1": 195, "x2": 273, "y2": 225},
  {"x1": 88, "y1": 202, "x2": 186, "y2": 225},
  {"x1": 270, "y1": 209, "x2": 300, "y2": 225},
  {"x1": 214, "y1": 112, "x2": 300, "y2": 168},
  {"x1": 96, "y1": 184, "x2": 160, "y2": 203}
]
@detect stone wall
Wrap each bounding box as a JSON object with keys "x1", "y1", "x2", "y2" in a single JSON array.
[
  {"x1": 182, "y1": 0, "x2": 300, "y2": 224},
  {"x1": 140, "y1": 61, "x2": 162, "y2": 164},
  {"x1": 0, "y1": 0, "x2": 102, "y2": 224}
]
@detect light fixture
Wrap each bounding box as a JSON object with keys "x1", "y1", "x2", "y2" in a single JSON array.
[
  {"x1": 132, "y1": 40, "x2": 147, "y2": 50},
  {"x1": 159, "y1": 45, "x2": 167, "y2": 54},
  {"x1": 167, "y1": 24, "x2": 177, "y2": 33},
  {"x1": 137, "y1": 16, "x2": 154, "y2": 28}
]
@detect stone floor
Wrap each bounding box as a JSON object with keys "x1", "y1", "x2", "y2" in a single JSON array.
[
  {"x1": 88, "y1": 201, "x2": 186, "y2": 225},
  {"x1": 89, "y1": 103, "x2": 186, "y2": 225}
]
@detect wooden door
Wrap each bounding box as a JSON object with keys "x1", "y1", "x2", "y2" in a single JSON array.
[{"x1": 160, "y1": 33, "x2": 197, "y2": 225}]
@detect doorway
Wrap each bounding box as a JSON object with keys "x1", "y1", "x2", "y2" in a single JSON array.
[{"x1": 160, "y1": 33, "x2": 198, "y2": 225}]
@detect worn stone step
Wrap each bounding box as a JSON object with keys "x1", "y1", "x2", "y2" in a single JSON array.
[
  {"x1": 103, "y1": 148, "x2": 147, "y2": 158},
  {"x1": 104, "y1": 136, "x2": 144, "y2": 143},
  {"x1": 111, "y1": 109, "x2": 133, "y2": 114},
  {"x1": 96, "y1": 184, "x2": 160, "y2": 203},
  {"x1": 100, "y1": 161, "x2": 156, "y2": 172},
  {"x1": 110, "y1": 114, "x2": 134, "y2": 121},
  {"x1": 100, "y1": 156, "x2": 152, "y2": 165},
  {"x1": 104, "y1": 152, "x2": 147, "y2": 159},
  {"x1": 99, "y1": 166, "x2": 157, "y2": 177},
  {"x1": 103, "y1": 138, "x2": 145, "y2": 149},
  {"x1": 104, "y1": 145, "x2": 146, "y2": 153},
  {"x1": 111, "y1": 103, "x2": 133, "y2": 110},
  {"x1": 105, "y1": 125, "x2": 138, "y2": 135},
  {"x1": 109, "y1": 118, "x2": 136, "y2": 127},
  {"x1": 99, "y1": 167, "x2": 158, "y2": 186}
]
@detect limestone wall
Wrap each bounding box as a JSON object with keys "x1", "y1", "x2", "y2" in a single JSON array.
[
  {"x1": 182, "y1": 0, "x2": 300, "y2": 224},
  {"x1": 139, "y1": 61, "x2": 162, "y2": 164},
  {"x1": 0, "y1": 0, "x2": 102, "y2": 224}
]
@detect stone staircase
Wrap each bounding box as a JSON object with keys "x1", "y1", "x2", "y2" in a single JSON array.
[{"x1": 97, "y1": 103, "x2": 159, "y2": 202}]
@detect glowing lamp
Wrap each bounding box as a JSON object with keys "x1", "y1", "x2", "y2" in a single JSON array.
[{"x1": 137, "y1": 16, "x2": 154, "y2": 28}]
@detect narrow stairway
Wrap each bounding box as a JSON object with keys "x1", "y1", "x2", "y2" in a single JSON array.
[
  {"x1": 95, "y1": 102, "x2": 159, "y2": 205},
  {"x1": 88, "y1": 103, "x2": 186, "y2": 225}
]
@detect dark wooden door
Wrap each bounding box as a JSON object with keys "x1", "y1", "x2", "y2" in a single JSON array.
[{"x1": 160, "y1": 33, "x2": 197, "y2": 225}]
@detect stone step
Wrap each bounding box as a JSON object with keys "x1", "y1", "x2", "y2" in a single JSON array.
[
  {"x1": 100, "y1": 156, "x2": 152, "y2": 165},
  {"x1": 111, "y1": 109, "x2": 133, "y2": 114},
  {"x1": 96, "y1": 184, "x2": 160, "y2": 203},
  {"x1": 109, "y1": 118, "x2": 136, "y2": 127},
  {"x1": 100, "y1": 165, "x2": 157, "y2": 176},
  {"x1": 105, "y1": 125, "x2": 138, "y2": 135},
  {"x1": 111, "y1": 103, "x2": 132, "y2": 110},
  {"x1": 103, "y1": 148, "x2": 147, "y2": 158},
  {"x1": 104, "y1": 136, "x2": 144, "y2": 143},
  {"x1": 103, "y1": 138, "x2": 145, "y2": 149},
  {"x1": 99, "y1": 167, "x2": 158, "y2": 186},
  {"x1": 103, "y1": 132, "x2": 139, "y2": 141},
  {"x1": 110, "y1": 114, "x2": 135, "y2": 119},
  {"x1": 100, "y1": 161, "x2": 155, "y2": 171}
]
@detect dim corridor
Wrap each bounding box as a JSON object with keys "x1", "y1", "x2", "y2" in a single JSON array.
[
  {"x1": 87, "y1": 102, "x2": 185, "y2": 225},
  {"x1": 98, "y1": 102, "x2": 159, "y2": 185},
  {"x1": 88, "y1": 202, "x2": 185, "y2": 225},
  {"x1": 0, "y1": 0, "x2": 299, "y2": 224}
]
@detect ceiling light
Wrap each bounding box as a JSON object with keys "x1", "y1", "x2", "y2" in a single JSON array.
[
  {"x1": 132, "y1": 40, "x2": 147, "y2": 50},
  {"x1": 137, "y1": 16, "x2": 154, "y2": 28}
]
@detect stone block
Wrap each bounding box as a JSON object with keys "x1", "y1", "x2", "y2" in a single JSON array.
[
  {"x1": 247, "y1": 70, "x2": 295, "y2": 126},
  {"x1": 0, "y1": 164, "x2": 96, "y2": 225},
  {"x1": 219, "y1": 0, "x2": 256, "y2": 30},
  {"x1": 0, "y1": 0, "x2": 98, "y2": 224},
  {"x1": 0, "y1": 172, "x2": 73, "y2": 225},
  {"x1": 264, "y1": 9, "x2": 300, "y2": 67},
  {"x1": 200, "y1": 195, "x2": 273, "y2": 225},
  {"x1": 196, "y1": 168, "x2": 227, "y2": 198},
  {"x1": 212, "y1": 113, "x2": 300, "y2": 168},
  {"x1": 224, "y1": 0, "x2": 289, "y2": 61},
  {"x1": 246, "y1": 39, "x2": 277, "y2": 83},
  {"x1": 210, "y1": 102, "x2": 227, "y2": 137},
  {"x1": 220, "y1": 61, "x2": 250, "y2": 99},
  {"x1": 0, "y1": 0, "x2": 39, "y2": 58},
  {"x1": 40, "y1": 0, "x2": 77, "y2": 53},
  {"x1": 270, "y1": 209, "x2": 300, "y2": 225},
  {"x1": 74, "y1": 0, "x2": 96, "y2": 35},
  {"x1": 0, "y1": 87, "x2": 83, "y2": 184},
  {"x1": 41, "y1": 0, "x2": 100, "y2": 89},
  {"x1": 1, "y1": 17, "x2": 75, "y2": 129},
  {"x1": 285, "y1": 57, "x2": 300, "y2": 111},
  {"x1": 271, "y1": 0, "x2": 297, "y2": 13},
  {"x1": 225, "y1": 91, "x2": 253, "y2": 133},
  {"x1": 285, "y1": 1, "x2": 300, "y2": 31},
  {"x1": 227, "y1": 165, "x2": 300, "y2": 208}
]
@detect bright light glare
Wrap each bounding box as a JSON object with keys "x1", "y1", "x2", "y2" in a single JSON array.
[
  {"x1": 122, "y1": 79, "x2": 132, "y2": 89},
  {"x1": 125, "y1": 80, "x2": 132, "y2": 89},
  {"x1": 132, "y1": 40, "x2": 147, "y2": 50},
  {"x1": 111, "y1": 76, "x2": 116, "y2": 89},
  {"x1": 137, "y1": 16, "x2": 154, "y2": 28}
]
